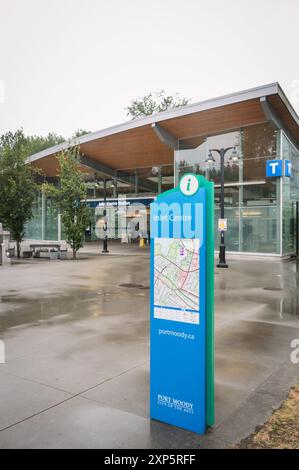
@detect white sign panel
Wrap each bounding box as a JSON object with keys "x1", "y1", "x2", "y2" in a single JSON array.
[
  {"x1": 218, "y1": 218, "x2": 227, "y2": 231},
  {"x1": 154, "y1": 238, "x2": 200, "y2": 325}
]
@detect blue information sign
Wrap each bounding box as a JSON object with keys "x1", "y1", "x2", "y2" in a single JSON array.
[
  {"x1": 285, "y1": 160, "x2": 292, "y2": 177},
  {"x1": 266, "y1": 159, "x2": 283, "y2": 177},
  {"x1": 150, "y1": 174, "x2": 208, "y2": 434},
  {"x1": 266, "y1": 159, "x2": 292, "y2": 178}
]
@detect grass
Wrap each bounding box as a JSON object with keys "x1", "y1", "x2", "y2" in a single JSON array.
[{"x1": 235, "y1": 385, "x2": 299, "y2": 449}]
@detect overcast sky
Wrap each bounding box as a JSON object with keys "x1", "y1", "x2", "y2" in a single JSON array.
[{"x1": 0, "y1": 0, "x2": 298, "y2": 138}]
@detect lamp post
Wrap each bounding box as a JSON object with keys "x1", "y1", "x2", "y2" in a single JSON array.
[
  {"x1": 206, "y1": 147, "x2": 239, "y2": 268},
  {"x1": 152, "y1": 166, "x2": 162, "y2": 194},
  {"x1": 111, "y1": 177, "x2": 117, "y2": 198},
  {"x1": 102, "y1": 178, "x2": 109, "y2": 254}
]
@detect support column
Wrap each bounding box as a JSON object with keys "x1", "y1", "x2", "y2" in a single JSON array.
[
  {"x1": 41, "y1": 192, "x2": 46, "y2": 241},
  {"x1": 58, "y1": 213, "x2": 62, "y2": 242},
  {"x1": 158, "y1": 167, "x2": 162, "y2": 194},
  {"x1": 135, "y1": 171, "x2": 138, "y2": 195}
]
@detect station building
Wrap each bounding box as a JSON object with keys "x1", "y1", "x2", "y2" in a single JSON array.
[{"x1": 27, "y1": 83, "x2": 299, "y2": 256}]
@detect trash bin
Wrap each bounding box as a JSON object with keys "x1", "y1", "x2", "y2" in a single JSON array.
[
  {"x1": 49, "y1": 249, "x2": 59, "y2": 260},
  {"x1": 7, "y1": 247, "x2": 15, "y2": 258},
  {"x1": 59, "y1": 249, "x2": 68, "y2": 260}
]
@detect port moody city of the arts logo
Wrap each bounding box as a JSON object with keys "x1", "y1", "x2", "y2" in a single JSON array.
[{"x1": 157, "y1": 394, "x2": 194, "y2": 414}]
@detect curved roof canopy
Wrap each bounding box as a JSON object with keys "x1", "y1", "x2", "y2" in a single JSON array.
[{"x1": 28, "y1": 83, "x2": 299, "y2": 178}]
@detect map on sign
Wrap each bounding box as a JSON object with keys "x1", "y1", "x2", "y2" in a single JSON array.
[{"x1": 154, "y1": 238, "x2": 200, "y2": 324}]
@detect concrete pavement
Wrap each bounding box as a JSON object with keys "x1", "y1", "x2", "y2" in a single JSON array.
[{"x1": 0, "y1": 243, "x2": 298, "y2": 448}]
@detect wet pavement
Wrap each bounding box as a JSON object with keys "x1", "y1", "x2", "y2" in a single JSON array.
[{"x1": 0, "y1": 243, "x2": 299, "y2": 448}]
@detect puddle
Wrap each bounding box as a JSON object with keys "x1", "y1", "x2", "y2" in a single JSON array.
[
  {"x1": 263, "y1": 287, "x2": 283, "y2": 292},
  {"x1": 119, "y1": 284, "x2": 149, "y2": 290},
  {"x1": 0, "y1": 282, "x2": 150, "y2": 332}
]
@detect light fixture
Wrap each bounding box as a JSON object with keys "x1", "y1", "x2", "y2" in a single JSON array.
[
  {"x1": 152, "y1": 166, "x2": 161, "y2": 175},
  {"x1": 205, "y1": 151, "x2": 216, "y2": 164},
  {"x1": 229, "y1": 147, "x2": 240, "y2": 162}
]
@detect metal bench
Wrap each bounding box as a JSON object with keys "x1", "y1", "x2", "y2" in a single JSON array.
[{"x1": 30, "y1": 243, "x2": 62, "y2": 259}]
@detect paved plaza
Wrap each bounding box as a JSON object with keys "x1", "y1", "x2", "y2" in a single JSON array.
[{"x1": 0, "y1": 243, "x2": 298, "y2": 448}]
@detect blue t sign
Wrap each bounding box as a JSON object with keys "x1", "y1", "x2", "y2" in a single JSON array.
[
  {"x1": 150, "y1": 174, "x2": 212, "y2": 435},
  {"x1": 285, "y1": 160, "x2": 292, "y2": 177},
  {"x1": 266, "y1": 160, "x2": 283, "y2": 177}
]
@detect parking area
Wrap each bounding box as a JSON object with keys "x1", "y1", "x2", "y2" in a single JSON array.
[{"x1": 0, "y1": 244, "x2": 299, "y2": 448}]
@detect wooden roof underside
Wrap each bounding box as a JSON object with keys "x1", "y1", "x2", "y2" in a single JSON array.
[{"x1": 30, "y1": 93, "x2": 299, "y2": 177}]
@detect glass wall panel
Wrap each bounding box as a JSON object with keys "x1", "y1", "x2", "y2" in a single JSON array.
[
  {"x1": 241, "y1": 205, "x2": 279, "y2": 254},
  {"x1": 44, "y1": 197, "x2": 58, "y2": 240},
  {"x1": 161, "y1": 165, "x2": 174, "y2": 193},
  {"x1": 114, "y1": 164, "x2": 174, "y2": 197},
  {"x1": 175, "y1": 125, "x2": 280, "y2": 254},
  {"x1": 136, "y1": 167, "x2": 159, "y2": 195},
  {"x1": 205, "y1": 132, "x2": 241, "y2": 184},
  {"x1": 25, "y1": 193, "x2": 59, "y2": 241},
  {"x1": 25, "y1": 193, "x2": 43, "y2": 240},
  {"x1": 242, "y1": 181, "x2": 277, "y2": 205},
  {"x1": 282, "y1": 134, "x2": 299, "y2": 254},
  {"x1": 112, "y1": 175, "x2": 133, "y2": 197},
  {"x1": 175, "y1": 136, "x2": 207, "y2": 183},
  {"x1": 176, "y1": 131, "x2": 241, "y2": 185},
  {"x1": 242, "y1": 123, "x2": 279, "y2": 181},
  {"x1": 240, "y1": 182, "x2": 280, "y2": 254},
  {"x1": 214, "y1": 186, "x2": 240, "y2": 251},
  {"x1": 214, "y1": 207, "x2": 240, "y2": 252}
]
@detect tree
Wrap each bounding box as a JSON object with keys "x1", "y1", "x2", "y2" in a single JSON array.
[
  {"x1": 125, "y1": 90, "x2": 190, "y2": 119},
  {"x1": 71, "y1": 129, "x2": 90, "y2": 139},
  {"x1": 0, "y1": 130, "x2": 39, "y2": 258},
  {"x1": 25, "y1": 132, "x2": 65, "y2": 156},
  {"x1": 45, "y1": 146, "x2": 89, "y2": 260},
  {"x1": 24, "y1": 131, "x2": 90, "y2": 159}
]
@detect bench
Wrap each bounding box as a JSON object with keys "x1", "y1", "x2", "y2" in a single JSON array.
[{"x1": 30, "y1": 243, "x2": 62, "y2": 260}]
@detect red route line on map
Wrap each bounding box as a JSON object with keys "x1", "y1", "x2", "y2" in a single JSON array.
[
  {"x1": 156, "y1": 253, "x2": 199, "y2": 274},
  {"x1": 154, "y1": 268, "x2": 199, "y2": 310}
]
